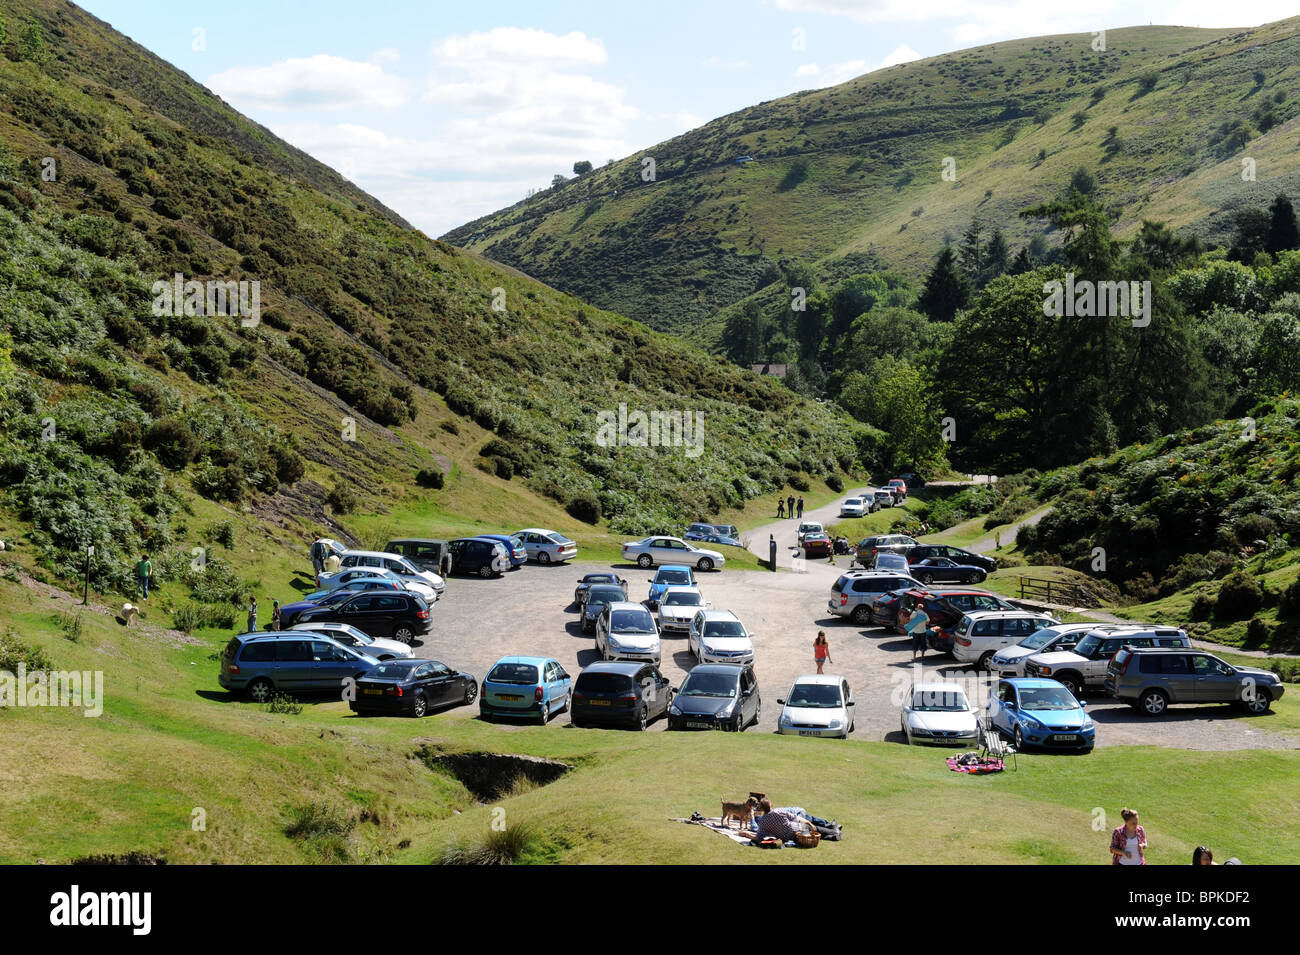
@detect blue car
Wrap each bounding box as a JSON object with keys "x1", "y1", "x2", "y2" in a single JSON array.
[
  {"x1": 986, "y1": 678, "x2": 1095, "y2": 752},
  {"x1": 477, "y1": 534, "x2": 527, "y2": 569},
  {"x1": 479, "y1": 655, "x2": 572, "y2": 724},
  {"x1": 646, "y1": 565, "x2": 695, "y2": 610},
  {"x1": 218, "y1": 630, "x2": 379, "y2": 702}
]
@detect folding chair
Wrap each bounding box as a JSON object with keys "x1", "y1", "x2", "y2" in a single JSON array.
[{"x1": 979, "y1": 715, "x2": 1017, "y2": 771}]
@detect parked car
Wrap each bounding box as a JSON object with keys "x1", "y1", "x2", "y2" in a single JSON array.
[
  {"x1": 294, "y1": 592, "x2": 433, "y2": 645},
  {"x1": 514, "y1": 528, "x2": 578, "y2": 564},
  {"x1": 871, "y1": 489, "x2": 895, "y2": 510},
  {"x1": 777, "y1": 674, "x2": 855, "y2": 738},
  {"x1": 332, "y1": 550, "x2": 446, "y2": 595},
  {"x1": 711, "y1": 524, "x2": 740, "y2": 540},
  {"x1": 309, "y1": 567, "x2": 438, "y2": 603},
  {"x1": 298, "y1": 575, "x2": 405, "y2": 603},
  {"x1": 951, "y1": 610, "x2": 1061, "y2": 670},
  {"x1": 621, "y1": 536, "x2": 725, "y2": 571},
  {"x1": 987, "y1": 678, "x2": 1095, "y2": 752},
  {"x1": 797, "y1": 520, "x2": 824, "y2": 544},
  {"x1": 886, "y1": 479, "x2": 909, "y2": 500},
  {"x1": 839, "y1": 497, "x2": 867, "y2": 518},
  {"x1": 828, "y1": 570, "x2": 922, "y2": 624},
  {"x1": 384, "y1": 538, "x2": 452, "y2": 577},
  {"x1": 923, "y1": 589, "x2": 1019, "y2": 650},
  {"x1": 479, "y1": 656, "x2": 572, "y2": 724},
  {"x1": 900, "y1": 681, "x2": 978, "y2": 746},
  {"x1": 907, "y1": 544, "x2": 997, "y2": 574},
  {"x1": 800, "y1": 532, "x2": 833, "y2": 558},
  {"x1": 570, "y1": 661, "x2": 674, "y2": 730},
  {"x1": 868, "y1": 587, "x2": 916, "y2": 630},
  {"x1": 854, "y1": 534, "x2": 917, "y2": 567},
  {"x1": 574, "y1": 572, "x2": 628, "y2": 608},
  {"x1": 288, "y1": 621, "x2": 412, "y2": 660},
  {"x1": 909, "y1": 557, "x2": 987, "y2": 585},
  {"x1": 1024, "y1": 626, "x2": 1190, "y2": 698},
  {"x1": 656, "y1": 586, "x2": 708, "y2": 636},
  {"x1": 685, "y1": 523, "x2": 739, "y2": 546},
  {"x1": 873, "y1": 552, "x2": 911, "y2": 574},
  {"x1": 688, "y1": 609, "x2": 756, "y2": 664},
  {"x1": 898, "y1": 473, "x2": 926, "y2": 489},
  {"x1": 581, "y1": 584, "x2": 629, "y2": 635},
  {"x1": 1105, "y1": 647, "x2": 1284, "y2": 716},
  {"x1": 447, "y1": 537, "x2": 511, "y2": 578},
  {"x1": 281, "y1": 578, "x2": 405, "y2": 627},
  {"x1": 350, "y1": 659, "x2": 477, "y2": 717},
  {"x1": 989, "y1": 623, "x2": 1110, "y2": 678},
  {"x1": 218, "y1": 631, "x2": 378, "y2": 702},
  {"x1": 667, "y1": 663, "x2": 760, "y2": 732},
  {"x1": 646, "y1": 564, "x2": 696, "y2": 610},
  {"x1": 477, "y1": 534, "x2": 527, "y2": 569},
  {"x1": 595, "y1": 601, "x2": 662, "y2": 664}
]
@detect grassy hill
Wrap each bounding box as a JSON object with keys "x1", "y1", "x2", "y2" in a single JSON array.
[
  {"x1": 0, "y1": 0, "x2": 872, "y2": 602},
  {"x1": 444, "y1": 18, "x2": 1300, "y2": 345}
]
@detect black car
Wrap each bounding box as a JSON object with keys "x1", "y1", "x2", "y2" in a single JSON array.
[
  {"x1": 574, "y1": 573, "x2": 628, "y2": 608},
  {"x1": 907, "y1": 544, "x2": 997, "y2": 574},
  {"x1": 909, "y1": 557, "x2": 987, "y2": 585},
  {"x1": 581, "y1": 584, "x2": 628, "y2": 635},
  {"x1": 295, "y1": 592, "x2": 432, "y2": 644},
  {"x1": 868, "y1": 588, "x2": 916, "y2": 629},
  {"x1": 351, "y1": 658, "x2": 477, "y2": 717},
  {"x1": 447, "y1": 537, "x2": 509, "y2": 578},
  {"x1": 667, "y1": 663, "x2": 760, "y2": 732},
  {"x1": 570, "y1": 661, "x2": 673, "y2": 730}
]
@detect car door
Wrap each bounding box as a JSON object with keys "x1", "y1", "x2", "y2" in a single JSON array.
[
  {"x1": 1150, "y1": 653, "x2": 1196, "y2": 702},
  {"x1": 987, "y1": 680, "x2": 1012, "y2": 734},
  {"x1": 653, "y1": 667, "x2": 673, "y2": 716},
  {"x1": 553, "y1": 662, "x2": 571, "y2": 705},
  {"x1": 741, "y1": 667, "x2": 759, "y2": 724},
  {"x1": 273, "y1": 639, "x2": 315, "y2": 689},
  {"x1": 308, "y1": 640, "x2": 358, "y2": 691},
  {"x1": 1190, "y1": 654, "x2": 1236, "y2": 702},
  {"x1": 422, "y1": 661, "x2": 455, "y2": 706}
]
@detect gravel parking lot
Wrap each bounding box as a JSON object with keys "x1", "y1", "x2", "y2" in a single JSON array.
[{"x1": 409, "y1": 557, "x2": 1299, "y2": 750}]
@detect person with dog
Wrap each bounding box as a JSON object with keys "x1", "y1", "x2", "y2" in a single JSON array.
[
  {"x1": 134, "y1": 553, "x2": 152, "y2": 601},
  {"x1": 813, "y1": 630, "x2": 832, "y2": 674},
  {"x1": 742, "y1": 799, "x2": 808, "y2": 844},
  {"x1": 1109, "y1": 808, "x2": 1147, "y2": 865}
]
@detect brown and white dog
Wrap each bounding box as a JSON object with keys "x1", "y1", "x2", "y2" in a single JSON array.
[{"x1": 720, "y1": 795, "x2": 760, "y2": 829}]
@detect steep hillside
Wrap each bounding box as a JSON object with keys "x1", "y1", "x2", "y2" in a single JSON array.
[
  {"x1": 0, "y1": 0, "x2": 866, "y2": 597},
  {"x1": 444, "y1": 18, "x2": 1300, "y2": 341}
]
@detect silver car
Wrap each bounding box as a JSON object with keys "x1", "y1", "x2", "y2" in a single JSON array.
[
  {"x1": 288, "y1": 621, "x2": 413, "y2": 660},
  {"x1": 596, "y1": 601, "x2": 661, "y2": 664},
  {"x1": 514, "y1": 528, "x2": 578, "y2": 564},
  {"x1": 656, "y1": 586, "x2": 708, "y2": 636},
  {"x1": 621, "y1": 536, "x2": 725, "y2": 571}
]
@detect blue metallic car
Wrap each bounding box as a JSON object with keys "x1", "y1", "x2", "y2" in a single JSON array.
[
  {"x1": 476, "y1": 534, "x2": 527, "y2": 569},
  {"x1": 986, "y1": 678, "x2": 1095, "y2": 752},
  {"x1": 479, "y1": 655, "x2": 572, "y2": 724},
  {"x1": 646, "y1": 564, "x2": 695, "y2": 610}
]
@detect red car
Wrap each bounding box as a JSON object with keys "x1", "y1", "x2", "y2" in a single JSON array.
[
  {"x1": 887, "y1": 479, "x2": 909, "y2": 500},
  {"x1": 801, "y1": 532, "x2": 833, "y2": 558}
]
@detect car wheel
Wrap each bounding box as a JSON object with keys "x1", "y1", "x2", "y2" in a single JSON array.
[
  {"x1": 850, "y1": 605, "x2": 871, "y2": 625},
  {"x1": 1139, "y1": 689, "x2": 1168, "y2": 716},
  {"x1": 1058, "y1": 674, "x2": 1082, "y2": 699},
  {"x1": 697, "y1": 557, "x2": 714, "y2": 572},
  {"x1": 978, "y1": 651, "x2": 995, "y2": 671},
  {"x1": 637, "y1": 554, "x2": 653, "y2": 568},
  {"x1": 538, "y1": 700, "x2": 550, "y2": 725},
  {"x1": 464, "y1": 681, "x2": 478, "y2": 706},
  {"x1": 734, "y1": 713, "x2": 745, "y2": 733},
  {"x1": 539, "y1": 552, "x2": 551, "y2": 565},
  {"x1": 1013, "y1": 726, "x2": 1024, "y2": 749},
  {"x1": 918, "y1": 574, "x2": 932, "y2": 584},
  {"x1": 751, "y1": 701, "x2": 761, "y2": 727},
  {"x1": 412, "y1": 692, "x2": 427, "y2": 718},
  {"x1": 901, "y1": 722, "x2": 911, "y2": 744},
  {"x1": 478, "y1": 565, "x2": 493, "y2": 579},
  {"x1": 246, "y1": 678, "x2": 273, "y2": 704},
  {"x1": 1243, "y1": 692, "x2": 1271, "y2": 715},
  {"x1": 394, "y1": 626, "x2": 414, "y2": 645},
  {"x1": 561, "y1": 691, "x2": 571, "y2": 714},
  {"x1": 636, "y1": 707, "x2": 648, "y2": 731}
]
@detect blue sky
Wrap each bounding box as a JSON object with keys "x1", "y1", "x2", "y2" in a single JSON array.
[{"x1": 82, "y1": 0, "x2": 1300, "y2": 235}]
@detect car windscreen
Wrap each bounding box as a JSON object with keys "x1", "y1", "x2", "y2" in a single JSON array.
[
  {"x1": 586, "y1": 587, "x2": 624, "y2": 605},
  {"x1": 679, "y1": 672, "x2": 738, "y2": 698},
  {"x1": 656, "y1": 570, "x2": 692, "y2": 585},
  {"x1": 575, "y1": 673, "x2": 634, "y2": 693},
  {"x1": 611, "y1": 610, "x2": 655, "y2": 632},
  {"x1": 1020, "y1": 628, "x2": 1059, "y2": 650},
  {"x1": 584, "y1": 574, "x2": 616, "y2": 584},
  {"x1": 1019, "y1": 687, "x2": 1079, "y2": 710},
  {"x1": 662, "y1": 591, "x2": 702, "y2": 606},
  {"x1": 547, "y1": 534, "x2": 573, "y2": 545},
  {"x1": 788, "y1": 684, "x2": 842, "y2": 708},
  {"x1": 911, "y1": 689, "x2": 969, "y2": 711},
  {"x1": 704, "y1": 621, "x2": 746, "y2": 638},
  {"x1": 487, "y1": 663, "x2": 539, "y2": 685}
]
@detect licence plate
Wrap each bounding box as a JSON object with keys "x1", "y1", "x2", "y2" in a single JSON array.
[
  {"x1": 686, "y1": 721, "x2": 711, "y2": 729},
  {"x1": 1055, "y1": 734, "x2": 1079, "y2": 741},
  {"x1": 363, "y1": 688, "x2": 383, "y2": 695},
  {"x1": 798, "y1": 730, "x2": 820, "y2": 736},
  {"x1": 590, "y1": 699, "x2": 610, "y2": 706},
  {"x1": 497, "y1": 694, "x2": 523, "y2": 701}
]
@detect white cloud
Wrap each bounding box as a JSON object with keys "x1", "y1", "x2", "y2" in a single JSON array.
[
  {"x1": 878, "y1": 44, "x2": 922, "y2": 69},
  {"x1": 206, "y1": 54, "x2": 409, "y2": 111},
  {"x1": 795, "y1": 61, "x2": 821, "y2": 76},
  {"x1": 820, "y1": 58, "x2": 869, "y2": 84},
  {"x1": 432, "y1": 27, "x2": 607, "y2": 71},
  {"x1": 792, "y1": 46, "x2": 920, "y2": 88}
]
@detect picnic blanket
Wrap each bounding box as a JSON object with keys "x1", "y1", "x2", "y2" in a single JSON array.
[
  {"x1": 946, "y1": 752, "x2": 1005, "y2": 774},
  {"x1": 672, "y1": 815, "x2": 757, "y2": 845}
]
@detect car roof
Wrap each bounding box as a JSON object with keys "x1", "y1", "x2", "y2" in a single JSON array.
[
  {"x1": 608, "y1": 601, "x2": 651, "y2": 612},
  {"x1": 698, "y1": 608, "x2": 740, "y2": 621},
  {"x1": 911, "y1": 681, "x2": 967, "y2": 694},
  {"x1": 660, "y1": 585, "x2": 702, "y2": 595},
  {"x1": 685, "y1": 663, "x2": 746, "y2": 675},
  {"x1": 386, "y1": 538, "x2": 444, "y2": 545},
  {"x1": 580, "y1": 661, "x2": 647, "y2": 675},
  {"x1": 656, "y1": 564, "x2": 693, "y2": 573},
  {"x1": 965, "y1": 609, "x2": 1046, "y2": 619},
  {"x1": 517, "y1": 527, "x2": 558, "y2": 535},
  {"x1": 491, "y1": 655, "x2": 553, "y2": 667},
  {"x1": 1002, "y1": 677, "x2": 1069, "y2": 689},
  {"x1": 791, "y1": 673, "x2": 845, "y2": 686}
]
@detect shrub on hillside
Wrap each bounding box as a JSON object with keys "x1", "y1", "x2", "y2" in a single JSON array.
[
  {"x1": 1190, "y1": 590, "x2": 1216, "y2": 620},
  {"x1": 1233, "y1": 513, "x2": 1276, "y2": 547},
  {"x1": 326, "y1": 482, "x2": 357, "y2": 514},
  {"x1": 788, "y1": 473, "x2": 810, "y2": 492},
  {"x1": 826, "y1": 474, "x2": 844, "y2": 493},
  {"x1": 1278, "y1": 579, "x2": 1300, "y2": 618},
  {"x1": 143, "y1": 417, "x2": 199, "y2": 469},
  {"x1": 0, "y1": 629, "x2": 52, "y2": 672},
  {"x1": 415, "y1": 468, "x2": 445, "y2": 489},
  {"x1": 1215, "y1": 569, "x2": 1263, "y2": 619},
  {"x1": 1246, "y1": 617, "x2": 1270, "y2": 645},
  {"x1": 566, "y1": 492, "x2": 601, "y2": 525}
]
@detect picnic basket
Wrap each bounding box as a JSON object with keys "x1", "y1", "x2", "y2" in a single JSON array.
[{"x1": 794, "y1": 828, "x2": 821, "y2": 848}]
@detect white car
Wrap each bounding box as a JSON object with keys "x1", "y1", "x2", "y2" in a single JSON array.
[
  {"x1": 287, "y1": 622, "x2": 413, "y2": 660},
  {"x1": 330, "y1": 550, "x2": 445, "y2": 595},
  {"x1": 951, "y1": 610, "x2": 1060, "y2": 670},
  {"x1": 839, "y1": 497, "x2": 867, "y2": 518},
  {"x1": 595, "y1": 601, "x2": 661, "y2": 664},
  {"x1": 688, "y1": 609, "x2": 755, "y2": 664},
  {"x1": 797, "y1": 520, "x2": 824, "y2": 543},
  {"x1": 989, "y1": 623, "x2": 1109, "y2": 677},
  {"x1": 621, "y1": 536, "x2": 725, "y2": 571},
  {"x1": 314, "y1": 565, "x2": 439, "y2": 603},
  {"x1": 900, "y1": 681, "x2": 978, "y2": 746},
  {"x1": 656, "y1": 586, "x2": 709, "y2": 636},
  {"x1": 514, "y1": 528, "x2": 578, "y2": 564},
  {"x1": 777, "y1": 674, "x2": 855, "y2": 738}
]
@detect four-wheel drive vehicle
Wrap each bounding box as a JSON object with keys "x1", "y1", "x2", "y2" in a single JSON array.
[
  {"x1": 950, "y1": 610, "x2": 1061, "y2": 670},
  {"x1": 570, "y1": 661, "x2": 674, "y2": 730},
  {"x1": 479, "y1": 656, "x2": 571, "y2": 724},
  {"x1": 829, "y1": 571, "x2": 922, "y2": 624},
  {"x1": 219, "y1": 632, "x2": 379, "y2": 702},
  {"x1": 986, "y1": 678, "x2": 1095, "y2": 752},
  {"x1": 385, "y1": 538, "x2": 452, "y2": 577},
  {"x1": 907, "y1": 544, "x2": 997, "y2": 574},
  {"x1": 1024, "y1": 627, "x2": 1189, "y2": 698},
  {"x1": 294, "y1": 592, "x2": 433, "y2": 644},
  {"x1": 1105, "y1": 647, "x2": 1284, "y2": 716},
  {"x1": 447, "y1": 537, "x2": 511, "y2": 577},
  {"x1": 350, "y1": 659, "x2": 477, "y2": 717},
  {"x1": 924, "y1": 589, "x2": 1019, "y2": 650},
  {"x1": 989, "y1": 623, "x2": 1112, "y2": 678},
  {"x1": 621, "y1": 536, "x2": 725, "y2": 571},
  {"x1": 870, "y1": 489, "x2": 894, "y2": 510},
  {"x1": 667, "y1": 663, "x2": 760, "y2": 732}
]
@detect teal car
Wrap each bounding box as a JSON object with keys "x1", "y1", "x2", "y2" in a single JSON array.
[
  {"x1": 646, "y1": 565, "x2": 695, "y2": 610},
  {"x1": 479, "y1": 656, "x2": 572, "y2": 725},
  {"x1": 986, "y1": 678, "x2": 1095, "y2": 752}
]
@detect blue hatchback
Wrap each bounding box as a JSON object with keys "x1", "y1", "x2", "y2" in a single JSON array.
[
  {"x1": 479, "y1": 656, "x2": 572, "y2": 724},
  {"x1": 986, "y1": 678, "x2": 1095, "y2": 752},
  {"x1": 476, "y1": 534, "x2": 527, "y2": 569},
  {"x1": 646, "y1": 565, "x2": 695, "y2": 610}
]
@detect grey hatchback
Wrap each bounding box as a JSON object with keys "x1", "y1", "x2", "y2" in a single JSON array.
[
  {"x1": 1105, "y1": 647, "x2": 1285, "y2": 716},
  {"x1": 666, "y1": 663, "x2": 760, "y2": 732},
  {"x1": 570, "y1": 661, "x2": 674, "y2": 730},
  {"x1": 218, "y1": 631, "x2": 379, "y2": 702}
]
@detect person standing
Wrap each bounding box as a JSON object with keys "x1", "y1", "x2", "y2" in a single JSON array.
[
  {"x1": 786, "y1": 495, "x2": 795, "y2": 518},
  {"x1": 796, "y1": 497, "x2": 804, "y2": 519},
  {"x1": 135, "y1": 553, "x2": 152, "y2": 600},
  {"x1": 1109, "y1": 808, "x2": 1147, "y2": 865},
  {"x1": 907, "y1": 603, "x2": 930, "y2": 661},
  {"x1": 777, "y1": 499, "x2": 785, "y2": 519},
  {"x1": 270, "y1": 599, "x2": 282, "y2": 632},
  {"x1": 813, "y1": 630, "x2": 831, "y2": 674},
  {"x1": 246, "y1": 595, "x2": 258, "y2": 634},
  {"x1": 310, "y1": 539, "x2": 325, "y2": 577}
]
